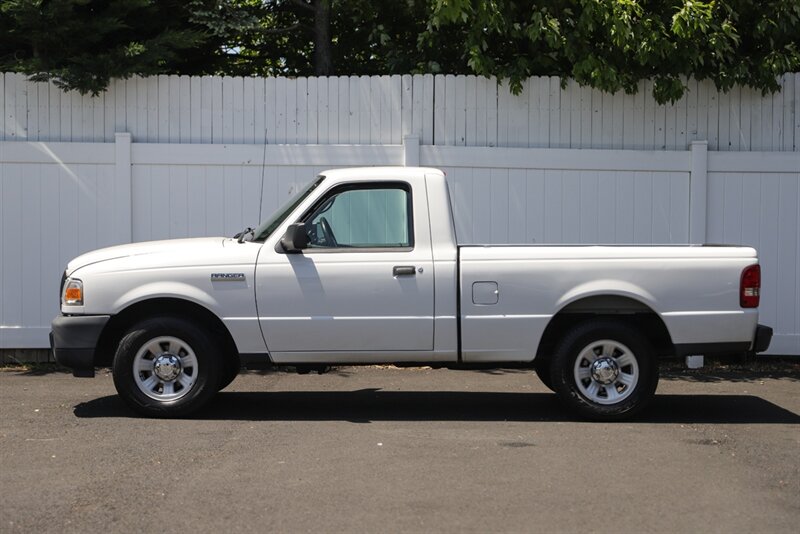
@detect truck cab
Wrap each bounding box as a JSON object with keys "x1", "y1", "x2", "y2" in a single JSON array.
[{"x1": 255, "y1": 168, "x2": 458, "y2": 363}]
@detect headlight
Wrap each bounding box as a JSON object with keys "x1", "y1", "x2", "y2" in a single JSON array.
[{"x1": 63, "y1": 278, "x2": 84, "y2": 306}]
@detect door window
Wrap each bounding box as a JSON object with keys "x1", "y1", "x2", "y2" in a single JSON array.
[{"x1": 303, "y1": 184, "x2": 412, "y2": 249}]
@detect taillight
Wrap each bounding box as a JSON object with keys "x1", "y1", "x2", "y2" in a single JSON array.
[{"x1": 740, "y1": 264, "x2": 760, "y2": 308}]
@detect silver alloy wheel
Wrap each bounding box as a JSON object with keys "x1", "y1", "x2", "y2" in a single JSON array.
[
  {"x1": 573, "y1": 339, "x2": 639, "y2": 405},
  {"x1": 133, "y1": 336, "x2": 198, "y2": 401}
]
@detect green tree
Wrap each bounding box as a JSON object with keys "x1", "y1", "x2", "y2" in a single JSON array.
[
  {"x1": 427, "y1": 0, "x2": 800, "y2": 102},
  {"x1": 0, "y1": 0, "x2": 220, "y2": 95},
  {"x1": 3, "y1": 0, "x2": 797, "y2": 100},
  {"x1": 189, "y1": 0, "x2": 466, "y2": 77}
]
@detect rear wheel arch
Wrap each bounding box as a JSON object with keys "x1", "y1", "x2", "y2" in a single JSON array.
[{"x1": 534, "y1": 295, "x2": 675, "y2": 365}]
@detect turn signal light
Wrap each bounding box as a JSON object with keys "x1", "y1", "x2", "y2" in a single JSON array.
[
  {"x1": 65, "y1": 288, "x2": 81, "y2": 300},
  {"x1": 63, "y1": 279, "x2": 83, "y2": 306},
  {"x1": 740, "y1": 265, "x2": 760, "y2": 308}
]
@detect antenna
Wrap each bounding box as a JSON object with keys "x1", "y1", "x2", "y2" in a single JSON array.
[{"x1": 258, "y1": 127, "x2": 268, "y2": 222}]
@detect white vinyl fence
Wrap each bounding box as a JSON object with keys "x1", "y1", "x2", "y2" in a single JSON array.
[
  {"x1": 2, "y1": 72, "x2": 798, "y2": 151},
  {"x1": 1, "y1": 135, "x2": 798, "y2": 354},
  {"x1": 1, "y1": 73, "x2": 799, "y2": 355}
]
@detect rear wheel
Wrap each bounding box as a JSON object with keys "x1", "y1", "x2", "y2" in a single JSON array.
[
  {"x1": 112, "y1": 316, "x2": 222, "y2": 417},
  {"x1": 549, "y1": 319, "x2": 659, "y2": 421}
]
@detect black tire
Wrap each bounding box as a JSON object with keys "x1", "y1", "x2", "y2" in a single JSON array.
[
  {"x1": 112, "y1": 316, "x2": 222, "y2": 418},
  {"x1": 533, "y1": 358, "x2": 555, "y2": 392},
  {"x1": 549, "y1": 319, "x2": 659, "y2": 421},
  {"x1": 217, "y1": 354, "x2": 240, "y2": 391}
]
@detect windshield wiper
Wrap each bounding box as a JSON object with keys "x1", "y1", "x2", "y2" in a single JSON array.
[{"x1": 233, "y1": 227, "x2": 255, "y2": 243}]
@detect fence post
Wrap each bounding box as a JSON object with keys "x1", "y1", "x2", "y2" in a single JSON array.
[
  {"x1": 114, "y1": 132, "x2": 132, "y2": 243},
  {"x1": 403, "y1": 135, "x2": 420, "y2": 167},
  {"x1": 689, "y1": 140, "x2": 708, "y2": 244}
]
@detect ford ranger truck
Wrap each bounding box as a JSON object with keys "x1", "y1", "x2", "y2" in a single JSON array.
[{"x1": 50, "y1": 167, "x2": 773, "y2": 420}]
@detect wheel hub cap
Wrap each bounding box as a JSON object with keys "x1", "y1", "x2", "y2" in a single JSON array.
[
  {"x1": 153, "y1": 354, "x2": 182, "y2": 381},
  {"x1": 590, "y1": 357, "x2": 620, "y2": 384}
]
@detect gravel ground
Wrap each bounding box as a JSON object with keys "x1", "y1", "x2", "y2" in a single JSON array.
[{"x1": 1, "y1": 364, "x2": 798, "y2": 533}]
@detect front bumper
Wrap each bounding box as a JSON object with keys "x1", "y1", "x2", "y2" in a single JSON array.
[
  {"x1": 753, "y1": 324, "x2": 773, "y2": 353},
  {"x1": 50, "y1": 315, "x2": 110, "y2": 377}
]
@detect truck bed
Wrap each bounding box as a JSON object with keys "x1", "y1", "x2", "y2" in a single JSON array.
[{"x1": 458, "y1": 244, "x2": 758, "y2": 362}]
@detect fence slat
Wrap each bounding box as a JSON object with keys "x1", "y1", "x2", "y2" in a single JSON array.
[
  {"x1": 475, "y1": 77, "x2": 487, "y2": 147},
  {"x1": 189, "y1": 77, "x2": 201, "y2": 143},
  {"x1": 795, "y1": 73, "x2": 800, "y2": 150},
  {"x1": 454, "y1": 75, "x2": 467, "y2": 146},
  {"x1": 708, "y1": 85, "x2": 719, "y2": 150},
  {"x1": 675, "y1": 82, "x2": 688, "y2": 149},
  {"x1": 535, "y1": 77, "x2": 549, "y2": 148},
  {"x1": 367, "y1": 76, "x2": 379, "y2": 144},
  {"x1": 264, "y1": 77, "x2": 276, "y2": 144},
  {"x1": 347, "y1": 76, "x2": 358, "y2": 144},
  {"x1": 557, "y1": 78, "x2": 569, "y2": 148},
  {"x1": 432, "y1": 75, "x2": 445, "y2": 145},
  {"x1": 546, "y1": 77, "x2": 560, "y2": 148},
  {"x1": 294, "y1": 77, "x2": 306, "y2": 144},
  {"x1": 254, "y1": 77, "x2": 265, "y2": 145},
  {"x1": 307, "y1": 77, "x2": 319, "y2": 144},
  {"x1": 27, "y1": 78, "x2": 40, "y2": 141},
  {"x1": 411, "y1": 75, "x2": 424, "y2": 141},
  {"x1": 358, "y1": 76, "x2": 371, "y2": 145},
  {"x1": 578, "y1": 85, "x2": 591, "y2": 149},
  {"x1": 509, "y1": 79, "x2": 529, "y2": 148},
  {"x1": 496, "y1": 78, "x2": 509, "y2": 147},
  {"x1": 275, "y1": 77, "x2": 287, "y2": 144},
  {"x1": 16, "y1": 74, "x2": 29, "y2": 140},
  {"x1": 327, "y1": 77, "x2": 338, "y2": 144},
  {"x1": 718, "y1": 89, "x2": 731, "y2": 151},
  {"x1": 1, "y1": 73, "x2": 5, "y2": 140},
  {"x1": 339, "y1": 76, "x2": 350, "y2": 144},
  {"x1": 401, "y1": 74, "x2": 413, "y2": 139},
  {"x1": 243, "y1": 77, "x2": 255, "y2": 144},
  {"x1": 600, "y1": 89, "x2": 614, "y2": 149}
]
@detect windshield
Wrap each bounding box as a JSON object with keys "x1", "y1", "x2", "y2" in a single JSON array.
[{"x1": 252, "y1": 175, "x2": 325, "y2": 242}]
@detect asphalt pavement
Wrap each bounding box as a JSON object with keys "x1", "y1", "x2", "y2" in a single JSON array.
[{"x1": 1, "y1": 365, "x2": 798, "y2": 533}]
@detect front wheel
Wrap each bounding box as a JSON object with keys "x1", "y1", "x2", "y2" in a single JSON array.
[
  {"x1": 533, "y1": 358, "x2": 554, "y2": 392},
  {"x1": 112, "y1": 317, "x2": 222, "y2": 417},
  {"x1": 549, "y1": 319, "x2": 659, "y2": 421},
  {"x1": 217, "y1": 354, "x2": 240, "y2": 391}
]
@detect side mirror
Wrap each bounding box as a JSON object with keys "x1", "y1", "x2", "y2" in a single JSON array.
[{"x1": 280, "y1": 223, "x2": 309, "y2": 253}]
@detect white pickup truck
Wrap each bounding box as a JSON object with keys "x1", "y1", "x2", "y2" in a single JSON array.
[{"x1": 51, "y1": 167, "x2": 772, "y2": 420}]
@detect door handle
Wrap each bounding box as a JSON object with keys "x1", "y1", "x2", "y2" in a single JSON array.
[{"x1": 393, "y1": 266, "x2": 416, "y2": 276}]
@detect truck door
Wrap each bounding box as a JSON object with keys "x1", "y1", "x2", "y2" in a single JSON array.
[{"x1": 255, "y1": 180, "x2": 435, "y2": 361}]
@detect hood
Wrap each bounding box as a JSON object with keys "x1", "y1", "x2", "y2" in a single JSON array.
[{"x1": 66, "y1": 237, "x2": 227, "y2": 275}]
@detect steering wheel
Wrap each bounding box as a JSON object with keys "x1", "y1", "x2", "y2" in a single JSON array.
[{"x1": 319, "y1": 217, "x2": 338, "y2": 247}]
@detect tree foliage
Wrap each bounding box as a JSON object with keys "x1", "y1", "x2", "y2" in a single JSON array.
[
  {"x1": 428, "y1": 0, "x2": 800, "y2": 102},
  {"x1": 188, "y1": 0, "x2": 466, "y2": 78},
  {"x1": 0, "y1": 0, "x2": 221, "y2": 95},
  {"x1": 1, "y1": 0, "x2": 797, "y2": 102}
]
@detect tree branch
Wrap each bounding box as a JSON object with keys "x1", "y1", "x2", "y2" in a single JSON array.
[{"x1": 258, "y1": 22, "x2": 302, "y2": 35}]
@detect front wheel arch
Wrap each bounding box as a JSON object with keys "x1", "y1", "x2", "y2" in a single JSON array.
[{"x1": 95, "y1": 298, "x2": 239, "y2": 370}]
